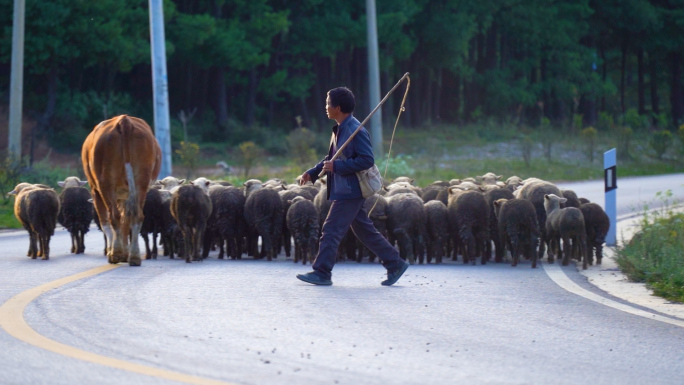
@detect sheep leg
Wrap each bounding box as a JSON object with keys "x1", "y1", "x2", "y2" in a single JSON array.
[
  {"x1": 151, "y1": 232, "x2": 158, "y2": 259},
  {"x1": 595, "y1": 243, "x2": 603, "y2": 265},
  {"x1": 142, "y1": 233, "x2": 152, "y2": 260},
  {"x1": 78, "y1": 229, "x2": 86, "y2": 254},
  {"x1": 561, "y1": 236, "x2": 571, "y2": 266},
  {"x1": 29, "y1": 232, "x2": 38, "y2": 259},
  {"x1": 70, "y1": 231, "x2": 77, "y2": 253},
  {"x1": 202, "y1": 230, "x2": 212, "y2": 259},
  {"x1": 40, "y1": 233, "x2": 49, "y2": 260},
  {"x1": 284, "y1": 228, "x2": 292, "y2": 258}
]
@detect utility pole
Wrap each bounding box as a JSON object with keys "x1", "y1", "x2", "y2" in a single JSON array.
[
  {"x1": 366, "y1": 0, "x2": 383, "y2": 159},
  {"x1": 8, "y1": 0, "x2": 25, "y2": 162},
  {"x1": 149, "y1": 0, "x2": 172, "y2": 178}
]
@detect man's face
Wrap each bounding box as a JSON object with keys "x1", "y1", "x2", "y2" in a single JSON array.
[{"x1": 326, "y1": 96, "x2": 341, "y2": 121}]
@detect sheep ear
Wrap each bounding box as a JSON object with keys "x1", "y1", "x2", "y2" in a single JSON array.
[
  {"x1": 7, "y1": 190, "x2": 16, "y2": 196},
  {"x1": 57, "y1": 181, "x2": 66, "y2": 188},
  {"x1": 493, "y1": 201, "x2": 500, "y2": 208},
  {"x1": 79, "y1": 181, "x2": 88, "y2": 186},
  {"x1": 496, "y1": 175, "x2": 502, "y2": 180},
  {"x1": 205, "y1": 180, "x2": 211, "y2": 187},
  {"x1": 287, "y1": 199, "x2": 293, "y2": 204},
  {"x1": 476, "y1": 175, "x2": 483, "y2": 181},
  {"x1": 544, "y1": 194, "x2": 550, "y2": 200},
  {"x1": 410, "y1": 178, "x2": 415, "y2": 184},
  {"x1": 179, "y1": 179, "x2": 186, "y2": 184},
  {"x1": 479, "y1": 187, "x2": 486, "y2": 192},
  {"x1": 560, "y1": 198, "x2": 568, "y2": 204}
]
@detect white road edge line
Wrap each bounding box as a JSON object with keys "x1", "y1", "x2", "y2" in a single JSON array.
[
  {"x1": 0, "y1": 264, "x2": 240, "y2": 385},
  {"x1": 543, "y1": 262, "x2": 684, "y2": 328}
]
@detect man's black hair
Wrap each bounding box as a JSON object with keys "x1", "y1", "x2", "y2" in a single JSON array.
[{"x1": 327, "y1": 87, "x2": 355, "y2": 114}]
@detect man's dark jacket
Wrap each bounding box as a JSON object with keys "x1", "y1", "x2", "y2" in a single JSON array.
[{"x1": 306, "y1": 114, "x2": 374, "y2": 200}]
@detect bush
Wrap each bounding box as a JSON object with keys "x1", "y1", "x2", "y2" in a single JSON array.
[
  {"x1": 286, "y1": 127, "x2": 318, "y2": 165},
  {"x1": 378, "y1": 154, "x2": 415, "y2": 179},
  {"x1": 238, "y1": 141, "x2": 261, "y2": 178},
  {"x1": 616, "y1": 190, "x2": 684, "y2": 303},
  {"x1": 175, "y1": 141, "x2": 200, "y2": 179},
  {"x1": 623, "y1": 108, "x2": 647, "y2": 131},
  {"x1": 615, "y1": 126, "x2": 633, "y2": 161},
  {"x1": 572, "y1": 113, "x2": 583, "y2": 132},
  {"x1": 678, "y1": 124, "x2": 684, "y2": 154},
  {"x1": 580, "y1": 126, "x2": 598, "y2": 162},
  {"x1": 649, "y1": 130, "x2": 672, "y2": 160},
  {"x1": 597, "y1": 112, "x2": 614, "y2": 131}
]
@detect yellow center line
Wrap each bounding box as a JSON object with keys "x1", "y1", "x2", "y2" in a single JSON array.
[{"x1": 0, "y1": 264, "x2": 240, "y2": 385}]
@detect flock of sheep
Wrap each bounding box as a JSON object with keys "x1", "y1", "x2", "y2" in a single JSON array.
[{"x1": 7, "y1": 172, "x2": 610, "y2": 270}]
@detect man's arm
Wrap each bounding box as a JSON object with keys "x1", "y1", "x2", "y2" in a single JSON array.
[{"x1": 333, "y1": 128, "x2": 374, "y2": 175}]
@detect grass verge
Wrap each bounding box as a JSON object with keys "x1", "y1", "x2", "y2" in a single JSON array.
[{"x1": 615, "y1": 192, "x2": 684, "y2": 303}]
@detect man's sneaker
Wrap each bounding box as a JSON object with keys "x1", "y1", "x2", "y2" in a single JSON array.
[
  {"x1": 297, "y1": 271, "x2": 333, "y2": 286},
  {"x1": 382, "y1": 261, "x2": 409, "y2": 286}
]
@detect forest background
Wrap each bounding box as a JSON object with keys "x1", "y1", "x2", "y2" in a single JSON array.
[{"x1": 0, "y1": 0, "x2": 683, "y2": 189}]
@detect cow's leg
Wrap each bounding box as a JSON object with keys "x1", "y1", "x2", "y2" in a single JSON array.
[{"x1": 92, "y1": 189, "x2": 120, "y2": 262}]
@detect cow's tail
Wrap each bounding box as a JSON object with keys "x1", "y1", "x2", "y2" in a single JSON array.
[{"x1": 119, "y1": 115, "x2": 139, "y2": 219}]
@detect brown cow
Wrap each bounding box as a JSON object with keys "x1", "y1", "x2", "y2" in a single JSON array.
[{"x1": 82, "y1": 115, "x2": 162, "y2": 266}]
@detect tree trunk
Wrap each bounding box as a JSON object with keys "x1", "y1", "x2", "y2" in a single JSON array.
[
  {"x1": 650, "y1": 54, "x2": 659, "y2": 120},
  {"x1": 31, "y1": 66, "x2": 59, "y2": 166},
  {"x1": 246, "y1": 68, "x2": 257, "y2": 127},
  {"x1": 433, "y1": 68, "x2": 442, "y2": 122},
  {"x1": 637, "y1": 48, "x2": 645, "y2": 115},
  {"x1": 670, "y1": 52, "x2": 684, "y2": 128},
  {"x1": 620, "y1": 42, "x2": 627, "y2": 115},
  {"x1": 215, "y1": 67, "x2": 229, "y2": 129}
]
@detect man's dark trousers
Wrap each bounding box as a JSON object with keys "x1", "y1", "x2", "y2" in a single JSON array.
[{"x1": 312, "y1": 197, "x2": 404, "y2": 280}]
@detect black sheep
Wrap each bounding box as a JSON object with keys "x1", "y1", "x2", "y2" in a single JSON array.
[
  {"x1": 386, "y1": 192, "x2": 427, "y2": 264},
  {"x1": 171, "y1": 185, "x2": 213, "y2": 263},
  {"x1": 286, "y1": 196, "x2": 319, "y2": 265},
  {"x1": 424, "y1": 200, "x2": 448, "y2": 264},
  {"x1": 493, "y1": 198, "x2": 540, "y2": 267},
  {"x1": 544, "y1": 194, "x2": 588, "y2": 269},
  {"x1": 203, "y1": 185, "x2": 246, "y2": 260},
  {"x1": 517, "y1": 180, "x2": 562, "y2": 262},
  {"x1": 579, "y1": 203, "x2": 610, "y2": 265},
  {"x1": 244, "y1": 187, "x2": 283, "y2": 261},
  {"x1": 448, "y1": 189, "x2": 489, "y2": 265},
  {"x1": 57, "y1": 177, "x2": 93, "y2": 254},
  {"x1": 140, "y1": 187, "x2": 163, "y2": 259},
  {"x1": 561, "y1": 189, "x2": 581, "y2": 208},
  {"x1": 484, "y1": 188, "x2": 515, "y2": 263}
]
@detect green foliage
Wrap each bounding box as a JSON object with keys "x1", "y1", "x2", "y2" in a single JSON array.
[
  {"x1": 238, "y1": 141, "x2": 261, "y2": 178},
  {"x1": 597, "y1": 112, "x2": 614, "y2": 131},
  {"x1": 580, "y1": 126, "x2": 597, "y2": 162},
  {"x1": 616, "y1": 191, "x2": 684, "y2": 303},
  {"x1": 678, "y1": 125, "x2": 684, "y2": 154},
  {"x1": 286, "y1": 126, "x2": 318, "y2": 166},
  {"x1": 378, "y1": 154, "x2": 415, "y2": 179},
  {"x1": 573, "y1": 114, "x2": 584, "y2": 132},
  {"x1": 615, "y1": 126, "x2": 633, "y2": 161},
  {"x1": 175, "y1": 141, "x2": 200, "y2": 179},
  {"x1": 649, "y1": 130, "x2": 672, "y2": 160},
  {"x1": 623, "y1": 108, "x2": 647, "y2": 131}
]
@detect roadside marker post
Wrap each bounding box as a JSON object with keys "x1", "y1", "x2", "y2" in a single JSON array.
[{"x1": 604, "y1": 148, "x2": 617, "y2": 246}]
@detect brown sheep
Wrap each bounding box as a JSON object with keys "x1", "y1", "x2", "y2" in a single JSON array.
[{"x1": 9, "y1": 183, "x2": 60, "y2": 260}]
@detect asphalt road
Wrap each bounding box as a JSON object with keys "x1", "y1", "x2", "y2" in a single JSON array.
[{"x1": 0, "y1": 173, "x2": 683, "y2": 385}]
